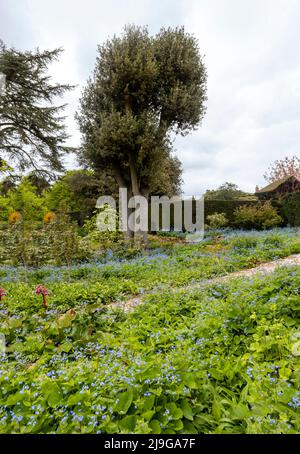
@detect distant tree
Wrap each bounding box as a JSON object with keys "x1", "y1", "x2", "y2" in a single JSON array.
[
  {"x1": 0, "y1": 174, "x2": 20, "y2": 195},
  {"x1": 76, "y1": 25, "x2": 207, "y2": 206},
  {"x1": 0, "y1": 170, "x2": 50, "y2": 196},
  {"x1": 7, "y1": 179, "x2": 45, "y2": 221},
  {"x1": 26, "y1": 171, "x2": 51, "y2": 195},
  {"x1": 264, "y1": 156, "x2": 300, "y2": 183},
  {"x1": 148, "y1": 154, "x2": 182, "y2": 197},
  {"x1": 45, "y1": 169, "x2": 115, "y2": 224},
  {"x1": 0, "y1": 41, "x2": 73, "y2": 173},
  {"x1": 204, "y1": 182, "x2": 252, "y2": 200}
]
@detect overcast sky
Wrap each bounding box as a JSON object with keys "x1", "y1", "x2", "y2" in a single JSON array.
[{"x1": 1, "y1": 0, "x2": 300, "y2": 194}]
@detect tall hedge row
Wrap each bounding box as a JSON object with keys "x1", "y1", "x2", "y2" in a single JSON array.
[
  {"x1": 278, "y1": 193, "x2": 300, "y2": 227},
  {"x1": 204, "y1": 200, "x2": 257, "y2": 224},
  {"x1": 204, "y1": 197, "x2": 300, "y2": 228},
  {"x1": 68, "y1": 194, "x2": 299, "y2": 230},
  {"x1": 148, "y1": 197, "x2": 299, "y2": 230}
]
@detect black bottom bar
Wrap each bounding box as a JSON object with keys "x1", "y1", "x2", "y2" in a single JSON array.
[{"x1": 0, "y1": 434, "x2": 299, "y2": 452}]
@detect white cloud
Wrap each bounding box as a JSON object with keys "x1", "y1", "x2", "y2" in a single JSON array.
[
  {"x1": 1, "y1": 0, "x2": 300, "y2": 194},
  {"x1": 181, "y1": 0, "x2": 300, "y2": 193}
]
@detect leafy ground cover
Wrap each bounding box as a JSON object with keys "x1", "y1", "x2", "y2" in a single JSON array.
[{"x1": 0, "y1": 228, "x2": 299, "y2": 433}]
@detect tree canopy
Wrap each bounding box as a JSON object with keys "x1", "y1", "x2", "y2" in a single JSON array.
[
  {"x1": 76, "y1": 25, "x2": 207, "y2": 199},
  {"x1": 204, "y1": 182, "x2": 254, "y2": 200},
  {"x1": 44, "y1": 169, "x2": 115, "y2": 223},
  {"x1": 264, "y1": 156, "x2": 300, "y2": 183},
  {"x1": 0, "y1": 41, "x2": 72, "y2": 173}
]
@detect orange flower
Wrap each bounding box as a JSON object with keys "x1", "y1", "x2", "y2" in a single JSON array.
[
  {"x1": 8, "y1": 211, "x2": 22, "y2": 224},
  {"x1": 43, "y1": 211, "x2": 56, "y2": 223}
]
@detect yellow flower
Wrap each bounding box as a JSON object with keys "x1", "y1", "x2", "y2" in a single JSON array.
[
  {"x1": 43, "y1": 211, "x2": 56, "y2": 223},
  {"x1": 8, "y1": 211, "x2": 22, "y2": 224}
]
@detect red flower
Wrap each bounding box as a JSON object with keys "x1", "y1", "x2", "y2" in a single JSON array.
[
  {"x1": 0, "y1": 287, "x2": 7, "y2": 302},
  {"x1": 35, "y1": 284, "x2": 49, "y2": 309}
]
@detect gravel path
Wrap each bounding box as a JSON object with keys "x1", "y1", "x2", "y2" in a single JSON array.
[
  {"x1": 113, "y1": 254, "x2": 300, "y2": 312},
  {"x1": 205, "y1": 253, "x2": 300, "y2": 283}
]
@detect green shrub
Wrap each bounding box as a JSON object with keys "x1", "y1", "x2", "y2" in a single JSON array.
[
  {"x1": 231, "y1": 236, "x2": 259, "y2": 250},
  {"x1": 279, "y1": 193, "x2": 300, "y2": 227},
  {"x1": 234, "y1": 201, "x2": 283, "y2": 230},
  {"x1": 80, "y1": 209, "x2": 126, "y2": 257},
  {"x1": 206, "y1": 212, "x2": 228, "y2": 229},
  {"x1": 44, "y1": 213, "x2": 86, "y2": 266},
  {"x1": 0, "y1": 180, "x2": 47, "y2": 222},
  {"x1": 262, "y1": 233, "x2": 284, "y2": 248},
  {"x1": 0, "y1": 213, "x2": 88, "y2": 266},
  {"x1": 204, "y1": 200, "x2": 257, "y2": 225}
]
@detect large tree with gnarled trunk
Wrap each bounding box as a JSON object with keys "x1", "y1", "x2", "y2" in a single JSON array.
[{"x1": 76, "y1": 25, "x2": 207, "y2": 202}]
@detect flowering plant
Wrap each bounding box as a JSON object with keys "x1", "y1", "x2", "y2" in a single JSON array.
[
  {"x1": 43, "y1": 211, "x2": 56, "y2": 223},
  {"x1": 0, "y1": 287, "x2": 7, "y2": 301},
  {"x1": 8, "y1": 211, "x2": 22, "y2": 224},
  {"x1": 35, "y1": 284, "x2": 49, "y2": 309}
]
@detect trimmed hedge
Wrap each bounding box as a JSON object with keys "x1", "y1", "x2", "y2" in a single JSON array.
[
  {"x1": 148, "y1": 199, "x2": 258, "y2": 231},
  {"x1": 205, "y1": 197, "x2": 300, "y2": 228},
  {"x1": 278, "y1": 193, "x2": 300, "y2": 227},
  {"x1": 73, "y1": 194, "x2": 300, "y2": 230},
  {"x1": 204, "y1": 200, "x2": 257, "y2": 224}
]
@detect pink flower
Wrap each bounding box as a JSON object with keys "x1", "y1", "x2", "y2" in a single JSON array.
[
  {"x1": 35, "y1": 284, "x2": 49, "y2": 309},
  {"x1": 0, "y1": 287, "x2": 7, "y2": 302}
]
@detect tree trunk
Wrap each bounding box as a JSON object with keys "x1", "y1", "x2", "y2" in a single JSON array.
[
  {"x1": 129, "y1": 155, "x2": 140, "y2": 196},
  {"x1": 113, "y1": 158, "x2": 150, "y2": 245},
  {"x1": 112, "y1": 164, "x2": 133, "y2": 240},
  {"x1": 128, "y1": 155, "x2": 149, "y2": 245}
]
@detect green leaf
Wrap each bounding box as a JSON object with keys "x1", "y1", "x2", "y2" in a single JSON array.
[
  {"x1": 149, "y1": 419, "x2": 161, "y2": 434},
  {"x1": 291, "y1": 341, "x2": 300, "y2": 357},
  {"x1": 142, "y1": 394, "x2": 155, "y2": 412},
  {"x1": 212, "y1": 399, "x2": 221, "y2": 420},
  {"x1": 57, "y1": 313, "x2": 73, "y2": 329},
  {"x1": 209, "y1": 368, "x2": 223, "y2": 380},
  {"x1": 279, "y1": 366, "x2": 292, "y2": 380},
  {"x1": 149, "y1": 387, "x2": 162, "y2": 396},
  {"x1": 42, "y1": 382, "x2": 63, "y2": 408},
  {"x1": 6, "y1": 392, "x2": 25, "y2": 406},
  {"x1": 58, "y1": 342, "x2": 73, "y2": 353},
  {"x1": 181, "y1": 400, "x2": 193, "y2": 421},
  {"x1": 165, "y1": 402, "x2": 183, "y2": 420},
  {"x1": 118, "y1": 415, "x2": 137, "y2": 432},
  {"x1": 115, "y1": 389, "x2": 133, "y2": 414},
  {"x1": 181, "y1": 373, "x2": 197, "y2": 389},
  {"x1": 137, "y1": 366, "x2": 160, "y2": 381},
  {"x1": 183, "y1": 421, "x2": 198, "y2": 434},
  {"x1": 67, "y1": 392, "x2": 86, "y2": 406},
  {"x1": 8, "y1": 317, "x2": 23, "y2": 329},
  {"x1": 170, "y1": 419, "x2": 184, "y2": 431},
  {"x1": 141, "y1": 410, "x2": 155, "y2": 421},
  {"x1": 47, "y1": 387, "x2": 62, "y2": 408},
  {"x1": 231, "y1": 403, "x2": 250, "y2": 419}
]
